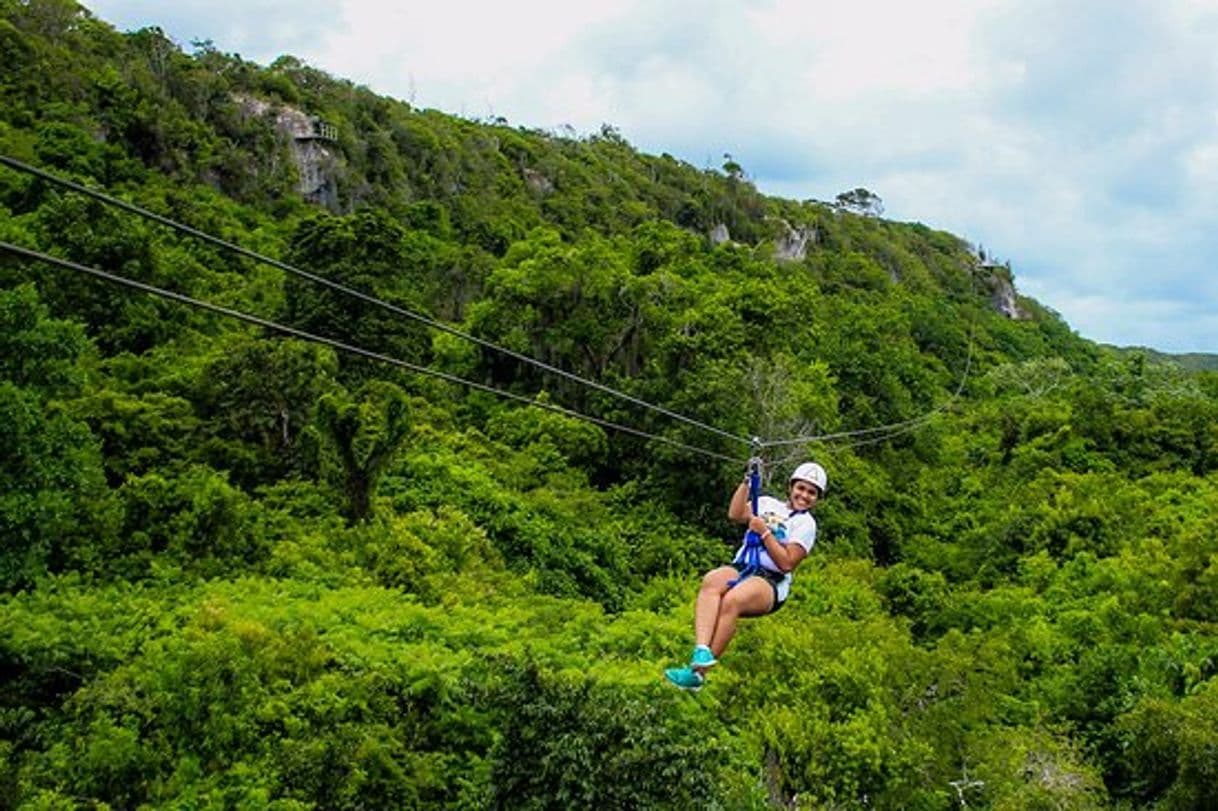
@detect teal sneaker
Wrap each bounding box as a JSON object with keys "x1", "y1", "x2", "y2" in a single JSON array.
[
  {"x1": 689, "y1": 645, "x2": 717, "y2": 670},
  {"x1": 664, "y1": 666, "x2": 705, "y2": 691}
]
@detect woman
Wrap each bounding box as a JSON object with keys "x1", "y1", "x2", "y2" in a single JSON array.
[{"x1": 664, "y1": 461, "x2": 826, "y2": 691}]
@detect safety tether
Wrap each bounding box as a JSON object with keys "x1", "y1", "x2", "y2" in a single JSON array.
[{"x1": 727, "y1": 454, "x2": 765, "y2": 587}]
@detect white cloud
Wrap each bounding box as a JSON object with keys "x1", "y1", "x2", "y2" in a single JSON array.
[
  {"x1": 312, "y1": 1, "x2": 638, "y2": 118},
  {"x1": 86, "y1": 0, "x2": 345, "y2": 59}
]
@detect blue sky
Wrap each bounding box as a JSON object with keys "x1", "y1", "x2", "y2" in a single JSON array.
[{"x1": 83, "y1": 0, "x2": 1218, "y2": 354}]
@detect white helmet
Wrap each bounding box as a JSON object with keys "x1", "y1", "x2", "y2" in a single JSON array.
[{"x1": 789, "y1": 462, "x2": 827, "y2": 496}]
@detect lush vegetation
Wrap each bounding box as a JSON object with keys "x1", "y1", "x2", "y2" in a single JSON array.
[
  {"x1": 1108, "y1": 345, "x2": 1218, "y2": 373},
  {"x1": 2, "y1": 2, "x2": 1217, "y2": 808}
]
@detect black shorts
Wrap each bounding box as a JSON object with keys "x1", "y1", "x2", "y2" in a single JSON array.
[{"x1": 733, "y1": 566, "x2": 786, "y2": 614}]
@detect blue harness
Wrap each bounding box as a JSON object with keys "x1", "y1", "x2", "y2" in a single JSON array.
[
  {"x1": 728, "y1": 463, "x2": 806, "y2": 588},
  {"x1": 728, "y1": 465, "x2": 764, "y2": 586}
]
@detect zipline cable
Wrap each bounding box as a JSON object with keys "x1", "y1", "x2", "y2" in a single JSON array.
[
  {"x1": 2, "y1": 155, "x2": 987, "y2": 458},
  {"x1": 766, "y1": 409, "x2": 945, "y2": 470},
  {"x1": 759, "y1": 260, "x2": 980, "y2": 452},
  {"x1": 761, "y1": 352, "x2": 971, "y2": 450},
  {"x1": 0, "y1": 154, "x2": 754, "y2": 449},
  {"x1": 0, "y1": 240, "x2": 750, "y2": 465}
]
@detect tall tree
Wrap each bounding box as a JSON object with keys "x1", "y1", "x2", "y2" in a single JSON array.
[{"x1": 316, "y1": 380, "x2": 412, "y2": 523}]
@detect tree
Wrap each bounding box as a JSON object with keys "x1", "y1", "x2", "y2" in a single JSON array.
[
  {"x1": 487, "y1": 662, "x2": 733, "y2": 809},
  {"x1": 316, "y1": 381, "x2": 413, "y2": 523},
  {"x1": 0, "y1": 285, "x2": 117, "y2": 587},
  {"x1": 721, "y1": 153, "x2": 744, "y2": 181},
  {"x1": 284, "y1": 210, "x2": 433, "y2": 383},
  {"x1": 467, "y1": 228, "x2": 655, "y2": 397},
  {"x1": 835, "y1": 187, "x2": 885, "y2": 217},
  {"x1": 196, "y1": 335, "x2": 339, "y2": 487}
]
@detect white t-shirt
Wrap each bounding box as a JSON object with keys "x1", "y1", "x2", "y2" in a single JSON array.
[{"x1": 732, "y1": 495, "x2": 817, "y2": 601}]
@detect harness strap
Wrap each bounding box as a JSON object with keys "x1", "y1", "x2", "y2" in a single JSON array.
[
  {"x1": 728, "y1": 462, "x2": 764, "y2": 588},
  {"x1": 728, "y1": 488, "x2": 809, "y2": 589}
]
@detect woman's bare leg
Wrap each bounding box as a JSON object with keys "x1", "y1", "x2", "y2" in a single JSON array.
[
  {"x1": 709, "y1": 577, "x2": 774, "y2": 659},
  {"x1": 694, "y1": 566, "x2": 739, "y2": 648}
]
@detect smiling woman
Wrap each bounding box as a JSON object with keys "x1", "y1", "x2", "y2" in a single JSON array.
[{"x1": 664, "y1": 460, "x2": 826, "y2": 691}]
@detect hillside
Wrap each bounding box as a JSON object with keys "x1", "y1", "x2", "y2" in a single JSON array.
[
  {"x1": 2, "y1": 2, "x2": 1217, "y2": 808},
  {"x1": 1107, "y1": 343, "x2": 1218, "y2": 372}
]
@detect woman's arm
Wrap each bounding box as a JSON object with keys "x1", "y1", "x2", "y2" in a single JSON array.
[
  {"x1": 746, "y1": 515, "x2": 809, "y2": 572},
  {"x1": 728, "y1": 478, "x2": 752, "y2": 524}
]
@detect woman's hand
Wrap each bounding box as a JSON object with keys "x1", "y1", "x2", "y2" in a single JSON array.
[
  {"x1": 728, "y1": 478, "x2": 754, "y2": 523},
  {"x1": 751, "y1": 517, "x2": 808, "y2": 572}
]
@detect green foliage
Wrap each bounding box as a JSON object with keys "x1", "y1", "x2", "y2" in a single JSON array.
[
  {"x1": 0, "y1": 285, "x2": 118, "y2": 589},
  {"x1": 0, "y1": 381, "x2": 118, "y2": 588},
  {"x1": 65, "y1": 387, "x2": 200, "y2": 486},
  {"x1": 1118, "y1": 680, "x2": 1218, "y2": 809},
  {"x1": 195, "y1": 335, "x2": 338, "y2": 488},
  {"x1": 316, "y1": 380, "x2": 414, "y2": 524},
  {"x1": 877, "y1": 562, "x2": 949, "y2": 639},
  {"x1": 485, "y1": 394, "x2": 608, "y2": 470},
  {"x1": 385, "y1": 440, "x2": 639, "y2": 610},
  {"x1": 0, "y1": 283, "x2": 90, "y2": 395},
  {"x1": 346, "y1": 506, "x2": 502, "y2": 598},
  {"x1": 3, "y1": 5, "x2": 1218, "y2": 808},
  {"x1": 114, "y1": 465, "x2": 269, "y2": 578},
  {"x1": 486, "y1": 663, "x2": 737, "y2": 809},
  {"x1": 284, "y1": 210, "x2": 434, "y2": 382},
  {"x1": 468, "y1": 227, "x2": 656, "y2": 391},
  {"x1": 968, "y1": 726, "x2": 1107, "y2": 810}
]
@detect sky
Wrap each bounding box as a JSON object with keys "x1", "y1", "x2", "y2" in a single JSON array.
[{"x1": 83, "y1": 0, "x2": 1218, "y2": 354}]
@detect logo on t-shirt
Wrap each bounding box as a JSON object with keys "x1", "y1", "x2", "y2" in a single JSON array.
[{"x1": 761, "y1": 511, "x2": 788, "y2": 541}]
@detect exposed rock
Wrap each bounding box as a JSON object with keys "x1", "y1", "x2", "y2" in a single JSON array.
[
  {"x1": 980, "y1": 264, "x2": 1028, "y2": 319},
  {"x1": 237, "y1": 94, "x2": 273, "y2": 118},
  {"x1": 709, "y1": 223, "x2": 730, "y2": 245},
  {"x1": 273, "y1": 105, "x2": 321, "y2": 139},
  {"x1": 235, "y1": 93, "x2": 342, "y2": 210},
  {"x1": 773, "y1": 220, "x2": 817, "y2": 261},
  {"x1": 292, "y1": 138, "x2": 340, "y2": 209},
  {"x1": 521, "y1": 167, "x2": 554, "y2": 195}
]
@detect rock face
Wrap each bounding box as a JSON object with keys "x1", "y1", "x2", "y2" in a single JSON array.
[
  {"x1": 990, "y1": 278, "x2": 1024, "y2": 319},
  {"x1": 709, "y1": 223, "x2": 730, "y2": 245},
  {"x1": 236, "y1": 94, "x2": 341, "y2": 209},
  {"x1": 981, "y1": 265, "x2": 1028, "y2": 319},
  {"x1": 521, "y1": 167, "x2": 554, "y2": 196},
  {"x1": 279, "y1": 109, "x2": 340, "y2": 209},
  {"x1": 773, "y1": 221, "x2": 817, "y2": 261},
  {"x1": 291, "y1": 137, "x2": 340, "y2": 209}
]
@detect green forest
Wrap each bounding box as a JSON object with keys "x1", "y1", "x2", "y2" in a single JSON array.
[{"x1": 2, "y1": 2, "x2": 1217, "y2": 808}]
